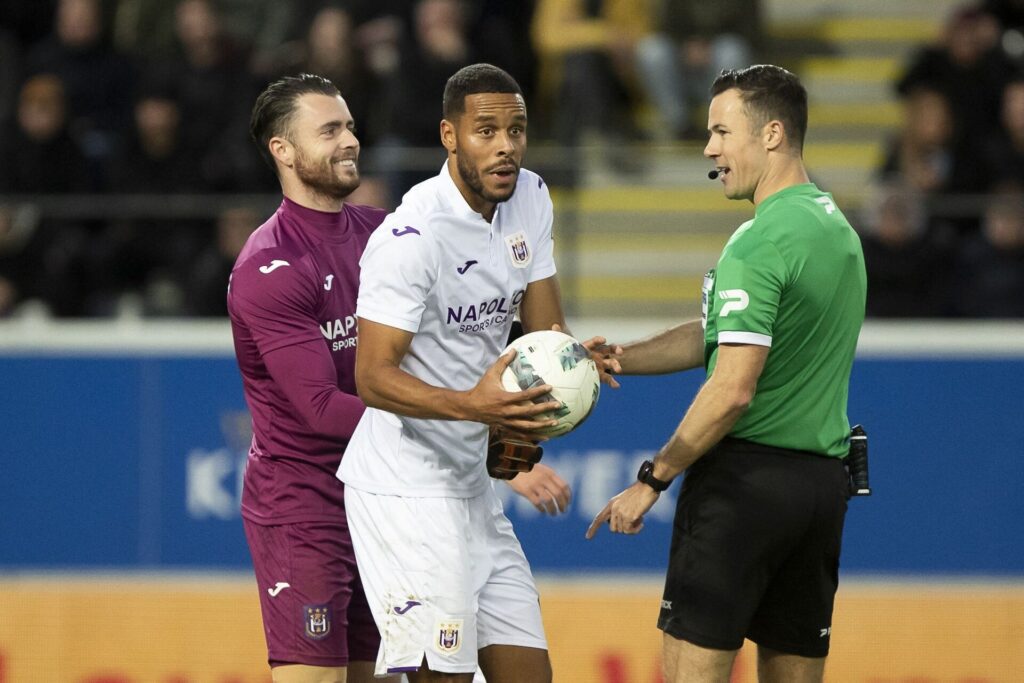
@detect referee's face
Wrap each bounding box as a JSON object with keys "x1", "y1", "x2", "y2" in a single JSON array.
[
  {"x1": 442, "y1": 93, "x2": 527, "y2": 216},
  {"x1": 704, "y1": 88, "x2": 767, "y2": 203}
]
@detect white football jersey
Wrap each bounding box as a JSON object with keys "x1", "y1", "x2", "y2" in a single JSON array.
[{"x1": 338, "y1": 162, "x2": 557, "y2": 497}]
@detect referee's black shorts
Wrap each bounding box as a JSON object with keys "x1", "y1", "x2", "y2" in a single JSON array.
[{"x1": 657, "y1": 437, "x2": 849, "y2": 658}]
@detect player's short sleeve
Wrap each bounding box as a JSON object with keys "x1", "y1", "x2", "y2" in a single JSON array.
[
  {"x1": 356, "y1": 217, "x2": 440, "y2": 333},
  {"x1": 229, "y1": 254, "x2": 321, "y2": 354},
  {"x1": 527, "y1": 174, "x2": 557, "y2": 283},
  {"x1": 713, "y1": 230, "x2": 788, "y2": 347}
]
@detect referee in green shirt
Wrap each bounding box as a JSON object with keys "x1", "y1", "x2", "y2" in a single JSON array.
[{"x1": 587, "y1": 64, "x2": 866, "y2": 682}]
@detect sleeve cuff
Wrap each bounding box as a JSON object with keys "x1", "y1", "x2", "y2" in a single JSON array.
[
  {"x1": 718, "y1": 331, "x2": 772, "y2": 347},
  {"x1": 357, "y1": 307, "x2": 420, "y2": 334}
]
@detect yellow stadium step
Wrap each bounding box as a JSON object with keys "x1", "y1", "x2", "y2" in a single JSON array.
[
  {"x1": 770, "y1": 17, "x2": 940, "y2": 44},
  {"x1": 804, "y1": 141, "x2": 884, "y2": 170},
  {"x1": 811, "y1": 101, "x2": 902, "y2": 128},
  {"x1": 801, "y1": 56, "x2": 904, "y2": 83}
]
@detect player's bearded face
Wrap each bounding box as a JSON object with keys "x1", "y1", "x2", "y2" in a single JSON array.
[
  {"x1": 451, "y1": 93, "x2": 527, "y2": 206},
  {"x1": 455, "y1": 143, "x2": 517, "y2": 204},
  {"x1": 294, "y1": 142, "x2": 360, "y2": 200}
]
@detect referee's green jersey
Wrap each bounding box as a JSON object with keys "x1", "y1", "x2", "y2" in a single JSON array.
[{"x1": 701, "y1": 183, "x2": 866, "y2": 457}]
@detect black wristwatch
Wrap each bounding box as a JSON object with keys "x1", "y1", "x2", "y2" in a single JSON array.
[{"x1": 637, "y1": 460, "x2": 672, "y2": 493}]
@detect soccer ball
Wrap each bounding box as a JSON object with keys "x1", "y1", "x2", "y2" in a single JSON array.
[{"x1": 500, "y1": 330, "x2": 601, "y2": 437}]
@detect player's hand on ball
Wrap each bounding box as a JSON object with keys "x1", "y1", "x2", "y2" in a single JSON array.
[
  {"x1": 582, "y1": 337, "x2": 622, "y2": 389},
  {"x1": 585, "y1": 482, "x2": 660, "y2": 539},
  {"x1": 487, "y1": 427, "x2": 544, "y2": 480},
  {"x1": 505, "y1": 463, "x2": 571, "y2": 515},
  {"x1": 468, "y1": 348, "x2": 562, "y2": 432},
  {"x1": 550, "y1": 324, "x2": 622, "y2": 389}
]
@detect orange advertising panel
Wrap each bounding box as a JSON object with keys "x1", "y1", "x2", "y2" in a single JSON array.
[
  {"x1": 0, "y1": 576, "x2": 1021, "y2": 682},
  {"x1": 541, "y1": 579, "x2": 1024, "y2": 683}
]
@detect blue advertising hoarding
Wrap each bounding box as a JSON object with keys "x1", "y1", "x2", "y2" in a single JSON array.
[{"x1": 1, "y1": 321, "x2": 1022, "y2": 574}]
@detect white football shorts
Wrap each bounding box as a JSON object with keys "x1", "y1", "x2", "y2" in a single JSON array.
[{"x1": 345, "y1": 483, "x2": 548, "y2": 675}]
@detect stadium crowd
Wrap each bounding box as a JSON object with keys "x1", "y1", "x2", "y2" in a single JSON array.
[{"x1": 0, "y1": 0, "x2": 1021, "y2": 318}]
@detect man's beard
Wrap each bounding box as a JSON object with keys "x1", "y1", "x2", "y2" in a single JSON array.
[
  {"x1": 294, "y1": 148, "x2": 360, "y2": 200},
  {"x1": 456, "y1": 152, "x2": 517, "y2": 205}
]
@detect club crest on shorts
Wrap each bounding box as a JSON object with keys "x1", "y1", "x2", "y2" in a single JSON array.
[
  {"x1": 303, "y1": 604, "x2": 331, "y2": 640},
  {"x1": 435, "y1": 619, "x2": 463, "y2": 655},
  {"x1": 505, "y1": 231, "x2": 531, "y2": 269}
]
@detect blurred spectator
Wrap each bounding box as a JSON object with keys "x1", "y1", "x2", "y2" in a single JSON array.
[
  {"x1": 111, "y1": 84, "x2": 197, "y2": 193},
  {"x1": 532, "y1": 0, "x2": 651, "y2": 147},
  {"x1": 376, "y1": 0, "x2": 474, "y2": 201},
  {"x1": 0, "y1": 204, "x2": 44, "y2": 316},
  {"x1": 143, "y1": 0, "x2": 260, "y2": 192},
  {"x1": 952, "y1": 191, "x2": 1024, "y2": 316},
  {"x1": 184, "y1": 204, "x2": 257, "y2": 316},
  {"x1": 210, "y1": 0, "x2": 296, "y2": 76},
  {"x1": 115, "y1": 0, "x2": 296, "y2": 74},
  {"x1": 896, "y1": 4, "x2": 1017, "y2": 186},
  {"x1": 858, "y1": 184, "x2": 953, "y2": 318},
  {"x1": 92, "y1": 81, "x2": 215, "y2": 316},
  {"x1": 981, "y1": 0, "x2": 1024, "y2": 62},
  {"x1": 26, "y1": 0, "x2": 133, "y2": 169},
  {"x1": 0, "y1": 73, "x2": 92, "y2": 193},
  {"x1": 273, "y1": 5, "x2": 382, "y2": 149},
  {"x1": 468, "y1": 1, "x2": 538, "y2": 104},
  {"x1": 636, "y1": 0, "x2": 762, "y2": 140},
  {"x1": 980, "y1": 77, "x2": 1024, "y2": 190},
  {"x1": 0, "y1": 0, "x2": 57, "y2": 124},
  {"x1": 879, "y1": 86, "x2": 956, "y2": 194},
  {"x1": 0, "y1": 74, "x2": 99, "y2": 316}
]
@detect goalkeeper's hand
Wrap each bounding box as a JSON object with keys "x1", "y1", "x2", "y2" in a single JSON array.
[{"x1": 487, "y1": 427, "x2": 544, "y2": 480}]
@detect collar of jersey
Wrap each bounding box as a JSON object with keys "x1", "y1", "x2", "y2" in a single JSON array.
[
  {"x1": 755, "y1": 182, "x2": 819, "y2": 216},
  {"x1": 280, "y1": 196, "x2": 352, "y2": 242},
  {"x1": 437, "y1": 161, "x2": 495, "y2": 223}
]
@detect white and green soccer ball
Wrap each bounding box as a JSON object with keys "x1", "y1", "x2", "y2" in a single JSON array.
[{"x1": 500, "y1": 329, "x2": 600, "y2": 437}]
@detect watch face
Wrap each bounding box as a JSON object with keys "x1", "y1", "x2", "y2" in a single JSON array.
[{"x1": 637, "y1": 460, "x2": 668, "y2": 491}]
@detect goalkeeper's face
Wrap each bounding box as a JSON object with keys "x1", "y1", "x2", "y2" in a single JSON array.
[
  {"x1": 704, "y1": 88, "x2": 769, "y2": 203},
  {"x1": 281, "y1": 93, "x2": 361, "y2": 200}
]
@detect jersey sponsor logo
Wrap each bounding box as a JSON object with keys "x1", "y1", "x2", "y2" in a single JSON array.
[
  {"x1": 718, "y1": 289, "x2": 749, "y2": 317},
  {"x1": 661, "y1": 600, "x2": 672, "y2": 610},
  {"x1": 446, "y1": 290, "x2": 524, "y2": 333},
  {"x1": 304, "y1": 605, "x2": 331, "y2": 639},
  {"x1": 393, "y1": 600, "x2": 422, "y2": 615},
  {"x1": 258, "y1": 259, "x2": 290, "y2": 274},
  {"x1": 321, "y1": 316, "x2": 357, "y2": 350},
  {"x1": 505, "y1": 231, "x2": 531, "y2": 268},
  {"x1": 323, "y1": 274, "x2": 334, "y2": 290},
  {"x1": 456, "y1": 260, "x2": 478, "y2": 275},
  {"x1": 392, "y1": 225, "x2": 421, "y2": 237},
  {"x1": 267, "y1": 582, "x2": 290, "y2": 597},
  {"x1": 435, "y1": 619, "x2": 463, "y2": 655},
  {"x1": 820, "y1": 627, "x2": 831, "y2": 638}
]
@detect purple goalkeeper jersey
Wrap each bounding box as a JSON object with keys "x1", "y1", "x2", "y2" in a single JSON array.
[{"x1": 228, "y1": 197, "x2": 386, "y2": 525}]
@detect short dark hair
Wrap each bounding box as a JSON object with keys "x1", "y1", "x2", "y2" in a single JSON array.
[
  {"x1": 250, "y1": 73, "x2": 340, "y2": 172},
  {"x1": 711, "y1": 64, "x2": 808, "y2": 152},
  {"x1": 442, "y1": 63, "x2": 522, "y2": 120}
]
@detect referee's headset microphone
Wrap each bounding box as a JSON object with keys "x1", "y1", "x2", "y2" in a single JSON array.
[{"x1": 708, "y1": 169, "x2": 720, "y2": 180}]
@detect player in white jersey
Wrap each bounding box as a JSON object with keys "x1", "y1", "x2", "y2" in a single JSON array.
[{"x1": 338, "y1": 64, "x2": 616, "y2": 681}]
